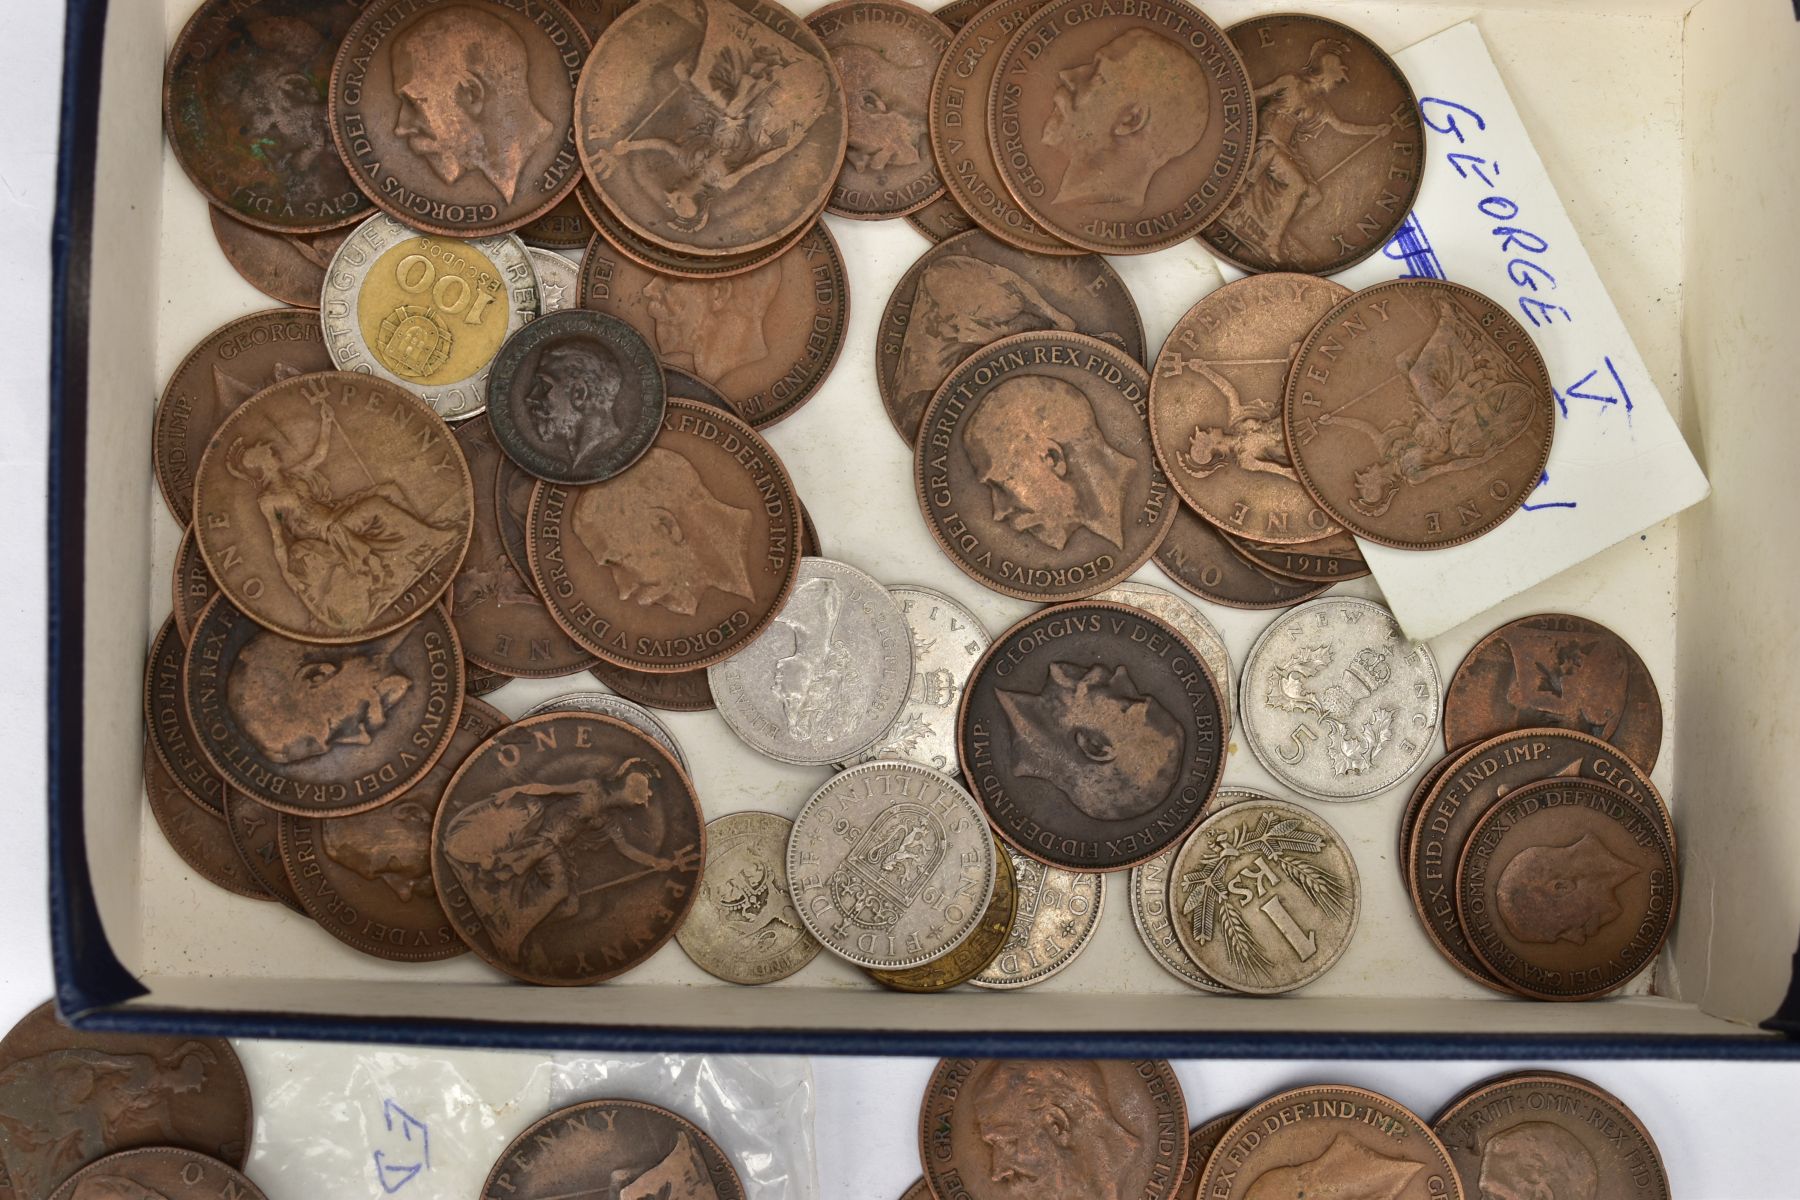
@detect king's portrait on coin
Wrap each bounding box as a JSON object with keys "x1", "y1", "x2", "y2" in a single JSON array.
[
  {"x1": 835, "y1": 40, "x2": 929, "y2": 174},
  {"x1": 895, "y1": 257, "x2": 1075, "y2": 422},
  {"x1": 997, "y1": 662, "x2": 1183, "y2": 822},
  {"x1": 236, "y1": 15, "x2": 334, "y2": 179},
  {"x1": 525, "y1": 340, "x2": 626, "y2": 467},
  {"x1": 968, "y1": 1061, "x2": 1144, "y2": 1200},
  {"x1": 227, "y1": 628, "x2": 411, "y2": 765},
  {"x1": 322, "y1": 800, "x2": 435, "y2": 901},
  {"x1": 1498, "y1": 834, "x2": 1638, "y2": 945},
  {"x1": 1477, "y1": 1123, "x2": 1598, "y2": 1200},
  {"x1": 643, "y1": 270, "x2": 779, "y2": 380},
  {"x1": 965, "y1": 377, "x2": 1136, "y2": 551},
  {"x1": 1242, "y1": 1134, "x2": 1424, "y2": 1200}
]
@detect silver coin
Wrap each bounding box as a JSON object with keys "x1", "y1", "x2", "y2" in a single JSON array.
[
  {"x1": 969, "y1": 849, "x2": 1104, "y2": 990},
  {"x1": 1238, "y1": 596, "x2": 1440, "y2": 801},
  {"x1": 526, "y1": 247, "x2": 580, "y2": 316},
  {"x1": 1094, "y1": 580, "x2": 1233, "y2": 738},
  {"x1": 850, "y1": 585, "x2": 990, "y2": 774},
  {"x1": 1130, "y1": 846, "x2": 1232, "y2": 993},
  {"x1": 709, "y1": 558, "x2": 913, "y2": 766},
  {"x1": 521, "y1": 691, "x2": 687, "y2": 771},
  {"x1": 676, "y1": 811, "x2": 822, "y2": 985},
  {"x1": 320, "y1": 213, "x2": 538, "y2": 420},
  {"x1": 786, "y1": 761, "x2": 997, "y2": 970}
]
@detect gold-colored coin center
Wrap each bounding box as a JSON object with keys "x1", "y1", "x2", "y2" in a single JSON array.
[{"x1": 359, "y1": 236, "x2": 508, "y2": 385}]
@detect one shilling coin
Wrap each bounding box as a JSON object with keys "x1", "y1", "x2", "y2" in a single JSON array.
[
  {"x1": 676, "y1": 810, "x2": 822, "y2": 985},
  {"x1": 480, "y1": 1100, "x2": 744, "y2": 1200},
  {"x1": 522, "y1": 691, "x2": 688, "y2": 771},
  {"x1": 49, "y1": 1148, "x2": 267, "y2": 1200},
  {"x1": 969, "y1": 847, "x2": 1104, "y2": 989},
  {"x1": 850, "y1": 584, "x2": 990, "y2": 775},
  {"x1": 868, "y1": 834, "x2": 1016, "y2": 992},
  {"x1": 1154, "y1": 504, "x2": 1331, "y2": 611}
]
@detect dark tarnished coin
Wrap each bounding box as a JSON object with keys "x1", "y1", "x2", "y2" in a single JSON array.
[
  {"x1": 868, "y1": 834, "x2": 1016, "y2": 991},
  {"x1": 906, "y1": 194, "x2": 976, "y2": 242},
  {"x1": 879, "y1": 229, "x2": 1144, "y2": 444},
  {"x1": 1175, "y1": 1111, "x2": 1243, "y2": 1200},
  {"x1": 520, "y1": 191, "x2": 595, "y2": 250},
  {"x1": 164, "y1": 0, "x2": 370, "y2": 233},
  {"x1": 1228, "y1": 525, "x2": 1368, "y2": 583},
  {"x1": 481, "y1": 1099, "x2": 745, "y2": 1200},
  {"x1": 1094, "y1": 582, "x2": 1232, "y2": 740},
  {"x1": 576, "y1": 0, "x2": 848, "y2": 257},
  {"x1": 528, "y1": 397, "x2": 803, "y2": 672},
  {"x1": 970, "y1": 848, "x2": 1104, "y2": 989},
  {"x1": 920, "y1": 1058, "x2": 1188, "y2": 1200},
  {"x1": 1153, "y1": 505, "x2": 1330, "y2": 611},
  {"x1": 144, "y1": 616, "x2": 226, "y2": 817},
  {"x1": 1285, "y1": 279, "x2": 1556, "y2": 550},
  {"x1": 1459, "y1": 778, "x2": 1677, "y2": 1001},
  {"x1": 209, "y1": 210, "x2": 348, "y2": 309},
  {"x1": 1202, "y1": 15, "x2": 1423, "y2": 275},
  {"x1": 0, "y1": 1003, "x2": 252, "y2": 1200},
  {"x1": 1200, "y1": 1086, "x2": 1460, "y2": 1200},
  {"x1": 1445, "y1": 613, "x2": 1663, "y2": 772},
  {"x1": 579, "y1": 181, "x2": 812, "y2": 281},
  {"x1": 591, "y1": 660, "x2": 717, "y2": 712},
  {"x1": 465, "y1": 662, "x2": 511, "y2": 695},
  {"x1": 225, "y1": 789, "x2": 309, "y2": 914},
  {"x1": 155, "y1": 308, "x2": 331, "y2": 520},
  {"x1": 433, "y1": 712, "x2": 704, "y2": 984},
  {"x1": 173, "y1": 528, "x2": 221, "y2": 644},
  {"x1": 660, "y1": 364, "x2": 739, "y2": 415},
  {"x1": 562, "y1": 0, "x2": 640, "y2": 41},
  {"x1": 578, "y1": 223, "x2": 849, "y2": 427},
  {"x1": 960, "y1": 601, "x2": 1226, "y2": 871},
  {"x1": 145, "y1": 745, "x2": 271, "y2": 903},
  {"x1": 808, "y1": 0, "x2": 950, "y2": 219},
  {"x1": 676, "y1": 810, "x2": 822, "y2": 984},
  {"x1": 494, "y1": 453, "x2": 539, "y2": 581},
  {"x1": 916, "y1": 331, "x2": 1174, "y2": 601},
  {"x1": 186, "y1": 596, "x2": 465, "y2": 818},
  {"x1": 193, "y1": 371, "x2": 474, "y2": 643},
  {"x1": 1149, "y1": 273, "x2": 1346, "y2": 543},
  {"x1": 330, "y1": 0, "x2": 588, "y2": 238},
  {"x1": 989, "y1": 0, "x2": 1253, "y2": 255},
  {"x1": 48, "y1": 1148, "x2": 267, "y2": 1200}
]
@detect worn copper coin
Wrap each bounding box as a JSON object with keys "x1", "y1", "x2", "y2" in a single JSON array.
[
  {"x1": 1228, "y1": 525, "x2": 1368, "y2": 583},
  {"x1": 493, "y1": 453, "x2": 539, "y2": 581},
  {"x1": 522, "y1": 691, "x2": 688, "y2": 770},
  {"x1": 528, "y1": 396, "x2": 803, "y2": 672},
  {"x1": 481, "y1": 1099, "x2": 745, "y2": 1200},
  {"x1": 900, "y1": 1180, "x2": 930, "y2": 1200},
  {"x1": 465, "y1": 662, "x2": 511, "y2": 696},
  {"x1": 850, "y1": 584, "x2": 990, "y2": 774},
  {"x1": 1149, "y1": 273, "x2": 1347, "y2": 543},
  {"x1": 970, "y1": 848, "x2": 1105, "y2": 989},
  {"x1": 527, "y1": 247, "x2": 581, "y2": 315},
  {"x1": 155, "y1": 308, "x2": 332, "y2": 520},
  {"x1": 1445, "y1": 613, "x2": 1662, "y2": 772},
  {"x1": 578, "y1": 181, "x2": 813, "y2": 280},
  {"x1": 1153, "y1": 505, "x2": 1330, "y2": 611},
  {"x1": 164, "y1": 0, "x2": 371, "y2": 233},
  {"x1": 48, "y1": 1148, "x2": 267, "y2": 1200},
  {"x1": 578, "y1": 223, "x2": 849, "y2": 427},
  {"x1": 868, "y1": 834, "x2": 1016, "y2": 991},
  {"x1": 960, "y1": 601, "x2": 1226, "y2": 872},
  {"x1": 225, "y1": 789, "x2": 309, "y2": 914},
  {"x1": 1093, "y1": 580, "x2": 1232, "y2": 740},
  {"x1": 879, "y1": 229, "x2": 1145, "y2": 444},
  {"x1": 1398, "y1": 747, "x2": 1471, "y2": 884},
  {"x1": 520, "y1": 191, "x2": 595, "y2": 250},
  {"x1": 562, "y1": 0, "x2": 640, "y2": 42},
  {"x1": 0, "y1": 1003, "x2": 252, "y2": 1200},
  {"x1": 145, "y1": 744, "x2": 271, "y2": 903},
  {"x1": 209, "y1": 211, "x2": 349, "y2": 309},
  {"x1": 907, "y1": 195, "x2": 977, "y2": 242},
  {"x1": 1175, "y1": 1111, "x2": 1244, "y2": 1200},
  {"x1": 920, "y1": 1058, "x2": 1188, "y2": 1200},
  {"x1": 591, "y1": 660, "x2": 717, "y2": 712},
  {"x1": 1131, "y1": 845, "x2": 1229, "y2": 993},
  {"x1": 173, "y1": 528, "x2": 221, "y2": 644},
  {"x1": 676, "y1": 810, "x2": 822, "y2": 984},
  {"x1": 1285, "y1": 279, "x2": 1556, "y2": 549},
  {"x1": 145, "y1": 616, "x2": 226, "y2": 817}
]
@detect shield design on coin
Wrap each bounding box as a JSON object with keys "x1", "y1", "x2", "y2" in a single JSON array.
[{"x1": 825, "y1": 803, "x2": 945, "y2": 930}]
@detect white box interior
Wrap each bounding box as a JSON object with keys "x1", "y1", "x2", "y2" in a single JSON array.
[{"x1": 68, "y1": 0, "x2": 1800, "y2": 1044}]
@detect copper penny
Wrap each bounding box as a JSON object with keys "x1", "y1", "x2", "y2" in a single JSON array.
[
  {"x1": 193, "y1": 371, "x2": 474, "y2": 643},
  {"x1": 1201, "y1": 15, "x2": 1423, "y2": 275},
  {"x1": 209, "y1": 210, "x2": 349, "y2": 309},
  {"x1": 1226, "y1": 525, "x2": 1368, "y2": 583},
  {"x1": 578, "y1": 181, "x2": 813, "y2": 281},
  {"x1": 330, "y1": 0, "x2": 588, "y2": 238},
  {"x1": 867, "y1": 835, "x2": 1017, "y2": 992},
  {"x1": 576, "y1": 0, "x2": 848, "y2": 257},
  {"x1": 144, "y1": 616, "x2": 226, "y2": 817},
  {"x1": 481, "y1": 1099, "x2": 745, "y2": 1200},
  {"x1": 1285, "y1": 279, "x2": 1556, "y2": 550},
  {"x1": 919, "y1": 1058, "x2": 1188, "y2": 1200},
  {"x1": 1445, "y1": 613, "x2": 1663, "y2": 772},
  {"x1": 173, "y1": 528, "x2": 221, "y2": 644},
  {"x1": 49, "y1": 1148, "x2": 267, "y2": 1200},
  {"x1": 590, "y1": 661, "x2": 716, "y2": 712},
  {"x1": 144, "y1": 744, "x2": 271, "y2": 904},
  {"x1": 185, "y1": 595, "x2": 466, "y2": 817},
  {"x1": 906, "y1": 195, "x2": 977, "y2": 242},
  {"x1": 578, "y1": 223, "x2": 850, "y2": 427},
  {"x1": 493, "y1": 452, "x2": 538, "y2": 581},
  {"x1": 1149, "y1": 273, "x2": 1346, "y2": 543},
  {"x1": 988, "y1": 0, "x2": 1253, "y2": 255},
  {"x1": 664, "y1": 363, "x2": 742, "y2": 418},
  {"x1": 528, "y1": 397, "x2": 803, "y2": 672},
  {"x1": 901, "y1": 1180, "x2": 930, "y2": 1200},
  {"x1": 0, "y1": 1002, "x2": 252, "y2": 1200},
  {"x1": 959, "y1": 601, "x2": 1226, "y2": 871},
  {"x1": 1397, "y1": 746, "x2": 1472, "y2": 883},
  {"x1": 1152, "y1": 506, "x2": 1330, "y2": 611},
  {"x1": 224, "y1": 789, "x2": 310, "y2": 914},
  {"x1": 279, "y1": 697, "x2": 506, "y2": 962},
  {"x1": 465, "y1": 662, "x2": 512, "y2": 695},
  {"x1": 809, "y1": 0, "x2": 950, "y2": 219},
  {"x1": 916, "y1": 331, "x2": 1174, "y2": 601},
  {"x1": 562, "y1": 0, "x2": 640, "y2": 41},
  {"x1": 433, "y1": 711, "x2": 704, "y2": 984},
  {"x1": 1174, "y1": 1110, "x2": 1243, "y2": 1200},
  {"x1": 519, "y1": 190, "x2": 595, "y2": 250},
  {"x1": 1200, "y1": 1085, "x2": 1461, "y2": 1200},
  {"x1": 879, "y1": 229, "x2": 1144, "y2": 445},
  {"x1": 932, "y1": 0, "x2": 992, "y2": 25},
  {"x1": 154, "y1": 308, "x2": 331, "y2": 521},
  {"x1": 163, "y1": 0, "x2": 371, "y2": 233}
]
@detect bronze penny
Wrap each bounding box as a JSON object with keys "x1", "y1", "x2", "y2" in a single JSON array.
[
  {"x1": 163, "y1": 0, "x2": 371, "y2": 233},
  {"x1": 481, "y1": 1099, "x2": 745, "y2": 1200},
  {"x1": 578, "y1": 223, "x2": 850, "y2": 428},
  {"x1": 185, "y1": 595, "x2": 466, "y2": 818},
  {"x1": 330, "y1": 0, "x2": 589, "y2": 238},
  {"x1": 1226, "y1": 525, "x2": 1368, "y2": 583},
  {"x1": 1445, "y1": 613, "x2": 1663, "y2": 772},
  {"x1": 209, "y1": 210, "x2": 349, "y2": 309},
  {"x1": 433, "y1": 712, "x2": 705, "y2": 984},
  {"x1": 809, "y1": 0, "x2": 951, "y2": 220},
  {"x1": 562, "y1": 0, "x2": 640, "y2": 41},
  {"x1": 1398, "y1": 746, "x2": 1472, "y2": 884},
  {"x1": 144, "y1": 744, "x2": 271, "y2": 904},
  {"x1": 901, "y1": 1180, "x2": 930, "y2": 1200},
  {"x1": 867, "y1": 835, "x2": 1017, "y2": 992},
  {"x1": 144, "y1": 616, "x2": 226, "y2": 817},
  {"x1": 1285, "y1": 279, "x2": 1556, "y2": 550},
  {"x1": 1152, "y1": 506, "x2": 1330, "y2": 611},
  {"x1": 590, "y1": 660, "x2": 716, "y2": 712},
  {"x1": 932, "y1": 0, "x2": 993, "y2": 25},
  {"x1": 49, "y1": 1148, "x2": 268, "y2": 1200},
  {"x1": 519, "y1": 190, "x2": 596, "y2": 250},
  {"x1": 579, "y1": 181, "x2": 813, "y2": 281},
  {"x1": 879, "y1": 229, "x2": 1145, "y2": 445},
  {"x1": 1201, "y1": 14, "x2": 1424, "y2": 275},
  {"x1": 0, "y1": 1002, "x2": 252, "y2": 1200},
  {"x1": 154, "y1": 308, "x2": 331, "y2": 521},
  {"x1": 173, "y1": 528, "x2": 221, "y2": 644},
  {"x1": 919, "y1": 1058, "x2": 1188, "y2": 1200},
  {"x1": 494, "y1": 453, "x2": 538, "y2": 581},
  {"x1": 528, "y1": 397, "x2": 804, "y2": 672},
  {"x1": 224, "y1": 788, "x2": 310, "y2": 914},
  {"x1": 1149, "y1": 273, "x2": 1346, "y2": 543},
  {"x1": 1175, "y1": 1110, "x2": 1243, "y2": 1200},
  {"x1": 576, "y1": 0, "x2": 848, "y2": 258},
  {"x1": 279, "y1": 697, "x2": 506, "y2": 962},
  {"x1": 664, "y1": 363, "x2": 743, "y2": 418},
  {"x1": 916, "y1": 331, "x2": 1175, "y2": 601},
  {"x1": 1200, "y1": 1085, "x2": 1461, "y2": 1200},
  {"x1": 959, "y1": 601, "x2": 1225, "y2": 871},
  {"x1": 465, "y1": 662, "x2": 512, "y2": 696},
  {"x1": 988, "y1": 0, "x2": 1253, "y2": 255},
  {"x1": 906, "y1": 194, "x2": 977, "y2": 242},
  {"x1": 193, "y1": 371, "x2": 474, "y2": 643}
]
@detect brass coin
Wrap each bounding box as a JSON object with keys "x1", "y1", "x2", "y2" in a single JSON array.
[
  {"x1": 224, "y1": 788, "x2": 310, "y2": 914},
  {"x1": 579, "y1": 181, "x2": 814, "y2": 280},
  {"x1": 1175, "y1": 1110, "x2": 1244, "y2": 1200},
  {"x1": 49, "y1": 1149, "x2": 268, "y2": 1200},
  {"x1": 144, "y1": 743, "x2": 272, "y2": 904},
  {"x1": 173, "y1": 527, "x2": 221, "y2": 643},
  {"x1": 481, "y1": 1100, "x2": 745, "y2": 1200},
  {"x1": 905, "y1": 194, "x2": 976, "y2": 242},
  {"x1": 675, "y1": 811, "x2": 822, "y2": 985},
  {"x1": 1152, "y1": 505, "x2": 1330, "y2": 610},
  {"x1": 1226, "y1": 525, "x2": 1368, "y2": 583},
  {"x1": 969, "y1": 848, "x2": 1105, "y2": 989},
  {"x1": 519, "y1": 190, "x2": 596, "y2": 250},
  {"x1": 867, "y1": 835, "x2": 1017, "y2": 992},
  {"x1": 208, "y1": 210, "x2": 348, "y2": 309},
  {"x1": 144, "y1": 616, "x2": 225, "y2": 817},
  {"x1": 590, "y1": 660, "x2": 717, "y2": 712}
]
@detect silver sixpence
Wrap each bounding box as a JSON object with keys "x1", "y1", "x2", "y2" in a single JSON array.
[
  {"x1": 709, "y1": 559, "x2": 913, "y2": 766},
  {"x1": 786, "y1": 761, "x2": 997, "y2": 970},
  {"x1": 1094, "y1": 580, "x2": 1233, "y2": 738},
  {"x1": 527, "y1": 247, "x2": 580, "y2": 315},
  {"x1": 321, "y1": 213, "x2": 538, "y2": 419},
  {"x1": 522, "y1": 691, "x2": 687, "y2": 771},
  {"x1": 851, "y1": 585, "x2": 990, "y2": 774},
  {"x1": 1130, "y1": 846, "x2": 1231, "y2": 993},
  {"x1": 1239, "y1": 596, "x2": 1440, "y2": 801},
  {"x1": 969, "y1": 848, "x2": 1105, "y2": 990},
  {"x1": 676, "y1": 811, "x2": 822, "y2": 985}
]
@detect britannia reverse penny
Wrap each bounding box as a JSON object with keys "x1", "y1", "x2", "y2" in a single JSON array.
[
  {"x1": 850, "y1": 584, "x2": 990, "y2": 774},
  {"x1": 145, "y1": 745, "x2": 271, "y2": 903},
  {"x1": 1200, "y1": 1086, "x2": 1461, "y2": 1200},
  {"x1": 145, "y1": 616, "x2": 226, "y2": 816},
  {"x1": 481, "y1": 1100, "x2": 745, "y2": 1200},
  {"x1": 1228, "y1": 525, "x2": 1368, "y2": 583},
  {"x1": 579, "y1": 181, "x2": 813, "y2": 280},
  {"x1": 225, "y1": 789, "x2": 309, "y2": 914},
  {"x1": 1153, "y1": 506, "x2": 1330, "y2": 611},
  {"x1": 969, "y1": 848, "x2": 1104, "y2": 989},
  {"x1": 209, "y1": 211, "x2": 348, "y2": 309},
  {"x1": 676, "y1": 811, "x2": 822, "y2": 985},
  {"x1": 1285, "y1": 279, "x2": 1555, "y2": 549},
  {"x1": 868, "y1": 834, "x2": 1016, "y2": 991},
  {"x1": 1175, "y1": 1110, "x2": 1244, "y2": 1200},
  {"x1": 522, "y1": 692, "x2": 689, "y2": 770},
  {"x1": 49, "y1": 1149, "x2": 267, "y2": 1200},
  {"x1": 173, "y1": 528, "x2": 221, "y2": 643}
]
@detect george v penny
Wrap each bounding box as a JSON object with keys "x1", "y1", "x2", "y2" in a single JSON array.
[
  {"x1": 1093, "y1": 580, "x2": 1232, "y2": 740},
  {"x1": 901, "y1": 1180, "x2": 930, "y2": 1200},
  {"x1": 173, "y1": 528, "x2": 221, "y2": 644},
  {"x1": 225, "y1": 789, "x2": 309, "y2": 914},
  {"x1": 145, "y1": 616, "x2": 226, "y2": 817},
  {"x1": 209, "y1": 211, "x2": 348, "y2": 309},
  {"x1": 481, "y1": 1100, "x2": 745, "y2": 1200},
  {"x1": 969, "y1": 847, "x2": 1105, "y2": 989},
  {"x1": 465, "y1": 662, "x2": 511, "y2": 696},
  {"x1": 850, "y1": 584, "x2": 990, "y2": 774},
  {"x1": 1228, "y1": 525, "x2": 1368, "y2": 583},
  {"x1": 1284, "y1": 279, "x2": 1556, "y2": 550},
  {"x1": 520, "y1": 191, "x2": 595, "y2": 250},
  {"x1": 1175, "y1": 1110, "x2": 1244, "y2": 1200},
  {"x1": 49, "y1": 1149, "x2": 267, "y2": 1200},
  {"x1": 433, "y1": 712, "x2": 705, "y2": 985},
  {"x1": 868, "y1": 834, "x2": 1016, "y2": 991},
  {"x1": 578, "y1": 182, "x2": 812, "y2": 281},
  {"x1": 676, "y1": 810, "x2": 822, "y2": 985},
  {"x1": 494, "y1": 452, "x2": 540, "y2": 581},
  {"x1": 330, "y1": 0, "x2": 589, "y2": 238},
  {"x1": 1153, "y1": 505, "x2": 1330, "y2": 611},
  {"x1": 1398, "y1": 746, "x2": 1472, "y2": 884},
  {"x1": 562, "y1": 0, "x2": 641, "y2": 42},
  {"x1": 145, "y1": 744, "x2": 271, "y2": 903},
  {"x1": 906, "y1": 195, "x2": 976, "y2": 242},
  {"x1": 591, "y1": 661, "x2": 717, "y2": 712}
]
